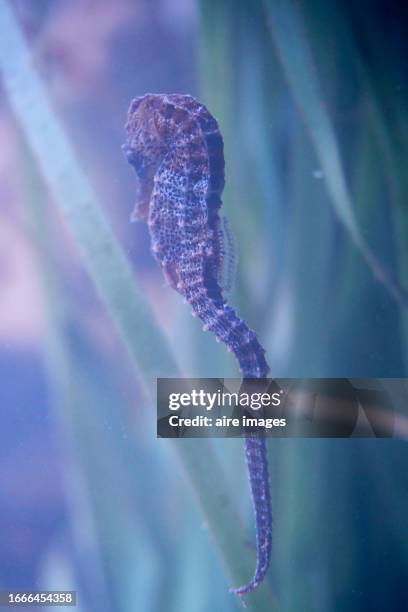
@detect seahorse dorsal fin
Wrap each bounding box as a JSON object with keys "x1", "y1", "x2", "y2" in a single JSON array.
[{"x1": 218, "y1": 215, "x2": 238, "y2": 294}]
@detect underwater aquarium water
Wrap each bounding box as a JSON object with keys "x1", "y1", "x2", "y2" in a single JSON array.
[{"x1": 0, "y1": 1, "x2": 407, "y2": 611}]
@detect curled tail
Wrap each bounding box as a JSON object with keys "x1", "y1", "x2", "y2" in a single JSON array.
[
  {"x1": 180, "y1": 265, "x2": 272, "y2": 595},
  {"x1": 232, "y1": 437, "x2": 272, "y2": 595}
]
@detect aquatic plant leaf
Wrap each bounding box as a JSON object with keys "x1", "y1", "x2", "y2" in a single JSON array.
[{"x1": 263, "y1": 0, "x2": 408, "y2": 307}]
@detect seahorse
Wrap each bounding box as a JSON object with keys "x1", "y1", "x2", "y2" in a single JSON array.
[{"x1": 123, "y1": 93, "x2": 272, "y2": 595}]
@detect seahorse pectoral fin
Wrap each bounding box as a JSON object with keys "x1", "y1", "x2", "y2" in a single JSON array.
[
  {"x1": 162, "y1": 263, "x2": 181, "y2": 292},
  {"x1": 130, "y1": 172, "x2": 155, "y2": 222}
]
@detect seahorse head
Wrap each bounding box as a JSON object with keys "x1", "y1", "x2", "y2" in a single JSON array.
[{"x1": 123, "y1": 95, "x2": 169, "y2": 220}]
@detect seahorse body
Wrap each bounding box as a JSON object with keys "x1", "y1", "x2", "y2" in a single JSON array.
[{"x1": 123, "y1": 93, "x2": 272, "y2": 595}]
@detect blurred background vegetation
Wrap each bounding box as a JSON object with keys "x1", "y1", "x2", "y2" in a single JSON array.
[{"x1": 0, "y1": 0, "x2": 407, "y2": 610}]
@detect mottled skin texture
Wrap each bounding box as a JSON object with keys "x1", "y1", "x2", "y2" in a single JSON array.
[{"x1": 123, "y1": 94, "x2": 272, "y2": 595}]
